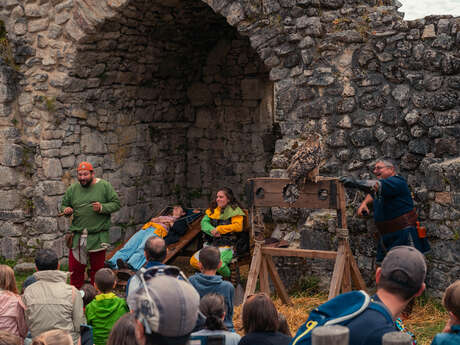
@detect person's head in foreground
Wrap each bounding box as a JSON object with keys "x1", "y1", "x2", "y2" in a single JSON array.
[
  {"x1": 127, "y1": 269, "x2": 200, "y2": 345},
  {"x1": 94, "y1": 268, "x2": 116, "y2": 294},
  {"x1": 242, "y1": 293, "x2": 279, "y2": 334},
  {"x1": 377, "y1": 246, "x2": 426, "y2": 309},
  {"x1": 35, "y1": 249, "x2": 59, "y2": 271},
  {"x1": 200, "y1": 293, "x2": 227, "y2": 331},
  {"x1": 144, "y1": 236, "x2": 167, "y2": 262},
  {"x1": 31, "y1": 329, "x2": 72, "y2": 345},
  {"x1": 107, "y1": 313, "x2": 142, "y2": 345},
  {"x1": 0, "y1": 264, "x2": 19, "y2": 294},
  {"x1": 443, "y1": 280, "x2": 460, "y2": 326}
]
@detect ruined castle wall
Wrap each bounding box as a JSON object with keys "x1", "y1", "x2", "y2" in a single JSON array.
[{"x1": 0, "y1": 0, "x2": 459, "y2": 295}]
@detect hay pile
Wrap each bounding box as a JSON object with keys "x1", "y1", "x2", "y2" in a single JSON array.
[{"x1": 233, "y1": 295, "x2": 446, "y2": 345}]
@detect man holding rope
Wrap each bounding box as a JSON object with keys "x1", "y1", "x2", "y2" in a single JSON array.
[{"x1": 61, "y1": 162, "x2": 120, "y2": 288}]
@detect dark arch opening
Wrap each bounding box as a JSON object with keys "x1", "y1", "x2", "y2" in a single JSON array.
[{"x1": 60, "y1": 0, "x2": 276, "y2": 231}]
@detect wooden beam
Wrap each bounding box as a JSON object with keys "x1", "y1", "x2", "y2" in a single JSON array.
[
  {"x1": 248, "y1": 178, "x2": 335, "y2": 209},
  {"x1": 336, "y1": 181, "x2": 347, "y2": 229},
  {"x1": 341, "y1": 253, "x2": 352, "y2": 293},
  {"x1": 265, "y1": 255, "x2": 291, "y2": 305},
  {"x1": 244, "y1": 242, "x2": 263, "y2": 303},
  {"x1": 347, "y1": 245, "x2": 367, "y2": 290},
  {"x1": 259, "y1": 256, "x2": 270, "y2": 295},
  {"x1": 328, "y1": 240, "x2": 347, "y2": 300},
  {"x1": 262, "y1": 247, "x2": 337, "y2": 260}
]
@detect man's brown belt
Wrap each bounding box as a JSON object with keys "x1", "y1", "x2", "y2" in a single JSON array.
[{"x1": 375, "y1": 209, "x2": 417, "y2": 235}]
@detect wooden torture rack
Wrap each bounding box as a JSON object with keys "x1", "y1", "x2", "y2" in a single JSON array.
[{"x1": 244, "y1": 177, "x2": 366, "y2": 304}]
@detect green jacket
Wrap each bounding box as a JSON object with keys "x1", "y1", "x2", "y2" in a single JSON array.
[
  {"x1": 61, "y1": 179, "x2": 120, "y2": 250},
  {"x1": 85, "y1": 293, "x2": 128, "y2": 345}
]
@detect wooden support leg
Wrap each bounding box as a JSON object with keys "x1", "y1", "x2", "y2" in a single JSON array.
[
  {"x1": 265, "y1": 255, "x2": 291, "y2": 305},
  {"x1": 346, "y1": 245, "x2": 366, "y2": 291},
  {"x1": 328, "y1": 240, "x2": 347, "y2": 300},
  {"x1": 341, "y1": 252, "x2": 352, "y2": 293},
  {"x1": 244, "y1": 242, "x2": 263, "y2": 302},
  {"x1": 259, "y1": 255, "x2": 270, "y2": 295}
]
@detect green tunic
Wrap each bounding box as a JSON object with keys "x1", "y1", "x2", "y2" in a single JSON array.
[{"x1": 61, "y1": 179, "x2": 121, "y2": 251}]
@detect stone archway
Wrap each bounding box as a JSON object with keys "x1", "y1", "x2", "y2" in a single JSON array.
[{"x1": 58, "y1": 0, "x2": 276, "y2": 228}]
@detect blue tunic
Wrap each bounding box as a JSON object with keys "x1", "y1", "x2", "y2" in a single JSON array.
[
  {"x1": 430, "y1": 325, "x2": 460, "y2": 345},
  {"x1": 373, "y1": 175, "x2": 430, "y2": 262}
]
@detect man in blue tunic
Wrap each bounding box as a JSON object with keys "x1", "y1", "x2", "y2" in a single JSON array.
[{"x1": 343, "y1": 159, "x2": 430, "y2": 264}]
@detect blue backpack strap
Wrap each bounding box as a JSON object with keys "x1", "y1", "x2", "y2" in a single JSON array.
[{"x1": 368, "y1": 299, "x2": 394, "y2": 324}]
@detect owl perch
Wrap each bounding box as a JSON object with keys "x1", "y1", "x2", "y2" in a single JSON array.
[{"x1": 284, "y1": 133, "x2": 324, "y2": 203}]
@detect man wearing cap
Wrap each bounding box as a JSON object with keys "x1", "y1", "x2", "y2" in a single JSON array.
[
  {"x1": 127, "y1": 271, "x2": 200, "y2": 345},
  {"x1": 342, "y1": 159, "x2": 430, "y2": 264},
  {"x1": 61, "y1": 162, "x2": 120, "y2": 288},
  {"x1": 345, "y1": 246, "x2": 426, "y2": 345}
]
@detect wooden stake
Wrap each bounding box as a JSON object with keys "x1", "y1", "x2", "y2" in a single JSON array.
[{"x1": 265, "y1": 255, "x2": 291, "y2": 305}]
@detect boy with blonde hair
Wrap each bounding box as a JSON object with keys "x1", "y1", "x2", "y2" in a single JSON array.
[{"x1": 431, "y1": 280, "x2": 460, "y2": 345}]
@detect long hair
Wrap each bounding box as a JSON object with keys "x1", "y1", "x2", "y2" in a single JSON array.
[
  {"x1": 0, "y1": 265, "x2": 18, "y2": 294},
  {"x1": 107, "y1": 313, "x2": 140, "y2": 345},
  {"x1": 242, "y1": 293, "x2": 279, "y2": 334},
  {"x1": 200, "y1": 293, "x2": 227, "y2": 331},
  {"x1": 209, "y1": 187, "x2": 242, "y2": 215},
  {"x1": 31, "y1": 330, "x2": 72, "y2": 345}
]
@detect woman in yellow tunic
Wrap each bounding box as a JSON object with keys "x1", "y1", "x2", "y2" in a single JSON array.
[{"x1": 190, "y1": 188, "x2": 246, "y2": 277}]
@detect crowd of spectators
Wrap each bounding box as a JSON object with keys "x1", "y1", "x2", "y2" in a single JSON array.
[{"x1": 0, "y1": 243, "x2": 458, "y2": 345}]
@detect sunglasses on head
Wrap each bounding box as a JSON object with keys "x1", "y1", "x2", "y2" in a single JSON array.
[{"x1": 141, "y1": 265, "x2": 190, "y2": 283}]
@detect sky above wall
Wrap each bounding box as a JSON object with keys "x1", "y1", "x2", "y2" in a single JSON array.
[{"x1": 399, "y1": 0, "x2": 460, "y2": 20}]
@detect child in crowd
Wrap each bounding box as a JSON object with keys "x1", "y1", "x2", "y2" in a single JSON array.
[
  {"x1": 278, "y1": 313, "x2": 291, "y2": 337},
  {"x1": 31, "y1": 330, "x2": 72, "y2": 345},
  {"x1": 80, "y1": 283, "x2": 97, "y2": 308},
  {"x1": 239, "y1": 293, "x2": 291, "y2": 345},
  {"x1": 106, "y1": 313, "x2": 143, "y2": 345},
  {"x1": 189, "y1": 246, "x2": 235, "y2": 331},
  {"x1": 191, "y1": 293, "x2": 241, "y2": 345},
  {"x1": 431, "y1": 280, "x2": 460, "y2": 345},
  {"x1": 0, "y1": 265, "x2": 28, "y2": 344},
  {"x1": 85, "y1": 268, "x2": 128, "y2": 345}
]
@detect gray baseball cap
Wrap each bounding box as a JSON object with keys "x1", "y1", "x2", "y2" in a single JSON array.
[
  {"x1": 381, "y1": 246, "x2": 427, "y2": 288},
  {"x1": 127, "y1": 274, "x2": 200, "y2": 337}
]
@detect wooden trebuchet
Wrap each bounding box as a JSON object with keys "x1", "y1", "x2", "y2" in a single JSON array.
[
  {"x1": 311, "y1": 325, "x2": 349, "y2": 345},
  {"x1": 382, "y1": 332, "x2": 412, "y2": 345}
]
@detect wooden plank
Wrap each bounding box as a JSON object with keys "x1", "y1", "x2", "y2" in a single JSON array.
[
  {"x1": 328, "y1": 240, "x2": 347, "y2": 300},
  {"x1": 244, "y1": 243, "x2": 263, "y2": 302},
  {"x1": 341, "y1": 253, "x2": 352, "y2": 293},
  {"x1": 163, "y1": 216, "x2": 203, "y2": 264},
  {"x1": 336, "y1": 181, "x2": 347, "y2": 229},
  {"x1": 259, "y1": 256, "x2": 270, "y2": 295},
  {"x1": 249, "y1": 178, "x2": 334, "y2": 208},
  {"x1": 265, "y1": 255, "x2": 291, "y2": 305},
  {"x1": 347, "y1": 245, "x2": 366, "y2": 290},
  {"x1": 262, "y1": 247, "x2": 337, "y2": 260}
]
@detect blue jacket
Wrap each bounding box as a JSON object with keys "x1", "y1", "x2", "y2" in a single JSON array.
[
  {"x1": 373, "y1": 175, "x2": 414, "y2": 223},
  {"x1": 189, "y1": 273, "x2": 234, "y2": 330},
  {"x1": 431, "y1": 325, "x2": 460, "y2": 345}
]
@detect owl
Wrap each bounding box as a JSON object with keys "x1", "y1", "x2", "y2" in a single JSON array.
[{"x1": 286, "y1": 132, "x2": 324, "y2": 187}]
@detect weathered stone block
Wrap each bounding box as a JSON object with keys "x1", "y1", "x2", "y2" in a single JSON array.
[
  {"x1": 42, "y1": 158, "x2": 62, "y2": 178},
  {"x1": 0, "y1": 166, "x2": 17, "y2": 187},
  {"x1": 0, "y1": 190, "x2": 21, "y2": 210},
  {"x1": 28, "y1": 18, "x2": 49, "y2": 32},
  {"x1": 0, "y1": 237, "x2": 19, "y2": 260},
  {"x1": 81, "y1": 132, "x2": 107, "y2": 154},
  {"x1": 0, "y1": 144, "x2": 23, "y2": 167}
]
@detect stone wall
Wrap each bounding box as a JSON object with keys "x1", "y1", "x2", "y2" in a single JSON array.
[{"x1": 0, "y1": 0, "x2": 459, "y2": 295}]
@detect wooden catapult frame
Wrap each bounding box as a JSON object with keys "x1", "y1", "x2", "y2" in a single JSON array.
[{"x1": 244, "y1": 177, "x2": 366, "y2": 304}]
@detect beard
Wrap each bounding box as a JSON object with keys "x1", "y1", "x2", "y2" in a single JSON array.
[{"x1": 79, "y1": 177, "x2": 93, "y2": 187}]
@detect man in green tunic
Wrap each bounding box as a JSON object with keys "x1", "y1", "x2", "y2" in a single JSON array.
[{"x1": 61, "y1": 162, "x2": 121, "y2": 288}]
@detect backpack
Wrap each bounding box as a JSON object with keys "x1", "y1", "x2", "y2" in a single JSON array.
[{"x1": 290, "y1": 290, "x2": 393, "y2": 345}]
